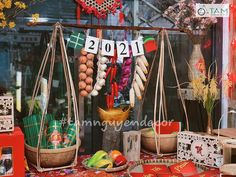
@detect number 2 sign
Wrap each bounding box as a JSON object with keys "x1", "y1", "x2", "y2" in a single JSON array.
[
  {"x1": 101, "y1": 39, "x2": 115, "y2": 56},
  {"x1": 84, "y1": 36, "x2": 100, "y2": 54},
  {"x1": 116, "y1": 41, "x2": 129, "y2": 58}
]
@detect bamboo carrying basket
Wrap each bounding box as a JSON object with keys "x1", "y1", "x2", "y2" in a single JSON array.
[
  {"x1": 140, "y1": 30, "x2": 188, "y2": 156},
  {"x1": 25, "y1": 23, "x2": 80, "y2": 172}
]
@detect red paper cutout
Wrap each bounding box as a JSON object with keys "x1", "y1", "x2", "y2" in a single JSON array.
[
  {"x1": 96, "y1": 0, "x2": 105, "y2": 5},
  {"x1": 119, "y1": 11, "x2": 125, "y2": 25},
  {"x1": 231, "y1": 39, "x2": 236, "y2": 49},
  {"x1": 144, "y1": 40, "x2": 158, "y2": 53},
  {"x1": 77, "y1": 0, "x2": 121, "y2": 19},
  {"x1": 143, "y1": 164, "x2": 170, "y2": 175},
  {"x1": 158, "y1": 174, "x2": 184, "y2": 177},
  {"x1": 155, "y1": 122, "x2": 181, "y2": 134},
  {"x1": 130, "y1": 173, "x2": 155, "y2": 177},
  {"x1": 227, "y1": 72, "x2": 236, "y2": 83},
  {"x1": 203, "y1": 39, "x2": 212, "y2": 49},
  {"x1": 195, "y1": 58, "x2": 205, "y2": 74},
  {"x1": 169, "y1": 160, "x2": 198, "y2": 176}
]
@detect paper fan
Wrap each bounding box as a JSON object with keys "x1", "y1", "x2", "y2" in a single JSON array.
[{"x1": 77, "y1": 0, "x2": 121, "y2": 19}]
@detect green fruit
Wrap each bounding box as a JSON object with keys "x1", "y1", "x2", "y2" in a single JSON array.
[
  {"x1": 87, "y1": 150, "x2": 108, "y2": 167},
  {"x1": 93, "y1": 159, "x2": 113, "y2": 169}
]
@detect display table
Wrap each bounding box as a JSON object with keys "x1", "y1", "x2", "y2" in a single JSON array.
[{"x1": 27, "y1": 153, "x2": 169, "y2": 177}]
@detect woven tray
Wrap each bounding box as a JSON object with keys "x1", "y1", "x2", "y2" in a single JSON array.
[
  {"x1": 127, "y1": 159, "x2": 209, "y2": 176},
  {"x1": 82, "y1": 158, "x2": 128, "y2": 173}
]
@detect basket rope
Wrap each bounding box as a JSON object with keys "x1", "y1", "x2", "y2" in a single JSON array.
[
  {"x1": 27, "y1": 22, "x2": 80, "y2": 171},
  {"x1": 152, "y1": 30, "x2": 189, "y2": 157}
]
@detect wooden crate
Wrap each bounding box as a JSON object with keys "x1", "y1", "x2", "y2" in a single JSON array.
[
  {"x1": 0, "y1": 96, "x2": 14, "y2": 132},
  {"x1": 177, "y1": 131, "x2": 230, "y2": 168}
]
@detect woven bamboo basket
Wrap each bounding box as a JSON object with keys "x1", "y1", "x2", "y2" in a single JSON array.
[
  {"x1": 25, "y1": 143, "x2": 79, "y2": 168},
  {"x1": 140, "y1": 128, "x2": 177, "y2": 154},
  {"x1": 25, "y1": 23, "x2": 80, "y2": 172},
  {"x1": 98, "y1": 106, "x2": 130, "y2": 123}
]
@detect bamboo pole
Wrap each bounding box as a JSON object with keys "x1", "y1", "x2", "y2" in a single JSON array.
[{"x1": 27, "y1": 22, "x2": 184, "y2": 32}]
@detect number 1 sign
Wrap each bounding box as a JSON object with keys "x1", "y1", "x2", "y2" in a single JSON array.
[
  {"x1": 101, "y1": 39, "x2": 115, "y2": 56},
  {"x1": 84, "y1": 36, "x2": 100, "y2": 54},
  {"x1": 131, "y1": 38, "x2": 144, "y2": 56}
]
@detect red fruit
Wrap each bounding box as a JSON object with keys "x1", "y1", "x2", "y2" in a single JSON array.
[
  {"x1": 109, "y1": 150, "x2": 122, "y2": 161},
  {"x1": 114, "y1": 155, "x2": 127, "y2": 167}
]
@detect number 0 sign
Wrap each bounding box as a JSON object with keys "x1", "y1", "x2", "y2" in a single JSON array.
[
  {"x1": 84, "y1": 36, "x2": 100, "y2": 54},
  {"x1": 116, "y1": 41, "x2": 129, "y2": 58},
  {"x1": 101, "y1": 39, "x2": 115, "y2": 56}
]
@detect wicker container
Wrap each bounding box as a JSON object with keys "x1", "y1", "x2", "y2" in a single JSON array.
[
  {"x1": 140, "y1": 128, "x2": 177, "y2": 153},
  {"x1": 24, "y1": 23, "x2": 80, "y2": 172},
  {"x1": 25, "y1": 143, "x2": 78, "y2": 168}
]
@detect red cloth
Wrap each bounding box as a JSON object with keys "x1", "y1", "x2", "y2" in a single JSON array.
[
  {"x1": 28, "y1": 153, "x2": 218, "y2": 177},
  {"x1": 28, "y1": 153, "x2": 159, "y2": 177}
]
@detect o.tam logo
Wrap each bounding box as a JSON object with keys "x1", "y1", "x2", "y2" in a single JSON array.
[{"x1": 196, "y1": 3, "x2": 229, "y2": 17}]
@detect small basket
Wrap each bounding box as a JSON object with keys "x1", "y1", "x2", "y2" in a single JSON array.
[{"x1": 25, "y1": 143, "x2": 79, "y2": 170}]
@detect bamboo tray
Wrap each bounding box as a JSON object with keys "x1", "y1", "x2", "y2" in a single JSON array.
[
  {"x1": 127, "y1": 159, "x2": 209, "y2": 176},
  {"x1": 82, "y1": 158, "x2": 128, "y2": 173}
]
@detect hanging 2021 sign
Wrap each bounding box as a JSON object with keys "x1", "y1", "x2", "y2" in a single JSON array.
[{"x1": 84, "y1": 36, "x2": 144, "y2": 57}]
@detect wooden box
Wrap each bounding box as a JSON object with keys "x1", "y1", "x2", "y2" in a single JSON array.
[
  {"x1": 0, "y1": 96, "x2": 14, "y2": 133},
  {"x1": 177, "y1": 131, "x2": 229, "y2": 168},
  {"x1": 0, "y1": 127, "x2": 25, "y2": 177}
]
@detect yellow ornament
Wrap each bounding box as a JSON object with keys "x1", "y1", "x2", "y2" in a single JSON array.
[
  {"x1": 4, "y1": 0, "x2": 12, "y2": 9},
  {"x1": 0, "y1": 20, "x2": 7, "y2": 28},
  {"x1": 8, "y1": 21, "x2": 15, "y2": 28},
  {"x1": 31, "y1": 13, "x2": 39, "y2": 23}
]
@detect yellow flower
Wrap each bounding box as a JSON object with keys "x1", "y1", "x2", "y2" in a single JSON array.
[
  {"x1": 14, "y1": 1, "x2": 26, "y2": 9},
  {"x1": 203, "y1": 86, "x2": 209, "y2": 105},
  {"x1": 0, "y1": 20, "x2": 7, "y2": 28},
  {"x1": 4, "y1": 0, "x2": 12, "y2": 9},
  {"x1": 191, "y1": 75, "x2": 205, "y2": 99},
  {"x1": 0, "y1": 2, "x2": 4, "y2": 10},
  {"x1": 209, "y1": 78, "x2": 218, "y2": 98},
  {"x1": 31, "y1": 13, "x2": 39, "y2": 23},
  {"x1": 0, "y1": 12, "x2": 5, "y2": 20},
  {"x1": 8, "y1": 21, "x2": 15, "y2": 28}
]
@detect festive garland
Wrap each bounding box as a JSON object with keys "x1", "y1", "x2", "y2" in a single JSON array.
[{"x1": 76, "y1": 0, "x2": 121, "y2": 19}]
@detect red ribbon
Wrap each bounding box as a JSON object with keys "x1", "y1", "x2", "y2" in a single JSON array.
[{"x1": 76, "y1": 3, "x2": 81, "y2": 24}]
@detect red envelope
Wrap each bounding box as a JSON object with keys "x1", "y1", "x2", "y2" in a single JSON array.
[
  {"x1": 189, "y1": 169, "x2": 220, "y2": 177},
  {"x1": 155, "y1": 122, "x2": 181, "y2": 134},
  {"x1": 143, "y1": 164, "x2": 170, "y2": 174},
  {"x1": 158, "y1": 174, "x2": 184, "y2": 177},
  {"x1": 130, "y1": 173, "x2": 156, "y2": 177},
  {"x1": 169, "y1": 160, "x2": 198, "y2": 176}
]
